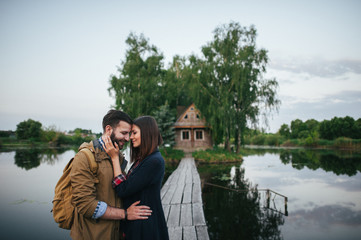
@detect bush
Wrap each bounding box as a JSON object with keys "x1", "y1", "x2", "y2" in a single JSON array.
[
  {"x1": 316, "y1": 139, "x2": 333, "y2": 146},
  {"x1": 281, "y1": 139, "x2": 300, "y2": 147},
  {"x1": 160, "y1": 147, "x2": 184, "y2": 161},
  {"x1": 251, "y1": 135, "x2": 266, "y2": 145},
  {"x1": 334, "y1": 137, "x2": 353, "y2": 148},
  {"x1": 192, "y1": 148, "x2": 242, "y2": 163},
  {"x1": 265, "y1": 135, "x2": 280, "y2": 146},
  {"x1": 304, "y1": 136, "x2": 316, "y2": 146}
]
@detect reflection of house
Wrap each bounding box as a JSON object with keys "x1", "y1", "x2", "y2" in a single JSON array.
[{"x1": 174, "y1": 103, "x2": 213, "y2": 152}]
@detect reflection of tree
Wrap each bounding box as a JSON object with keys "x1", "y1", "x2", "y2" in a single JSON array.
[
  {"x1": 320, "y1": 154, "x2": 360, "y2": 176},
  {"x1": 14, "y1": 149, "x2": 41, "y2": 170},
  {"x1": 200, "y1": 164, "x2": 284, "y2": 240},
  {"x1": 14, "y1": 148, "x2": 69, "y2": 170},
  {"x1": 279, "y1": 149, "x2": 361, "y2": 176},
  {"x1": 40, "y1": 148, "x2": 68, "y2": 166}
]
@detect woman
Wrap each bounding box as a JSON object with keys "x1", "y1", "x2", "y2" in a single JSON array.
[{"x1": 103, "y1": 116, "x2": 169, "y2": 240}]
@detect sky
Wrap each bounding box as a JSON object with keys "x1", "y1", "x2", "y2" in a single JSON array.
[{"x1": 1, "y1": 0, "x2": 360, "y2": 133}]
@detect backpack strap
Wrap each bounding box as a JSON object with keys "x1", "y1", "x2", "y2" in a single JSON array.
[{"x1": 80, "y1": 148, "x2": 99, "y2": 183}]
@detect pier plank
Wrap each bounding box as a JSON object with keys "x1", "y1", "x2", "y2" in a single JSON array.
[
  {"x1": 162, "y1": 157, "x2": 209, "y2": 240},
  {"x1": 167, "y1": 204, "x2": 181, "y2": 227},
  {"x1": 168, "y1": 227, "x2": 182, "y2": 240},
  {"x1": 183, "y1": 226, "x2": 197, "y2": 240}
]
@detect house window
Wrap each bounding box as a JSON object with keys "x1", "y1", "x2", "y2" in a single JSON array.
[
  {"x1": 182, "y1": 130, "x2": 190, "y2": 140},
  {"x1": 184, "y1": 114, "x2": 188, "y2": 119},
  {"x1": 195, "y1": 130, "x2": 203, "y2": 140}
]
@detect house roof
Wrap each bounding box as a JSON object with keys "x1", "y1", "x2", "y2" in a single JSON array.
[{"x1": 174, "y1": 103, "x2": 208, "y2": 128}]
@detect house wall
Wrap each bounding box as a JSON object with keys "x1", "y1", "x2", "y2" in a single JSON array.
[{"x1": 174, "y1": 128, "x2": 212, "y2": 152}]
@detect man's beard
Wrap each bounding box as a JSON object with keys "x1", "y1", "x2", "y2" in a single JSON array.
[{"x1": 110, "y1": 132, "x2": 125, "y2": 150}]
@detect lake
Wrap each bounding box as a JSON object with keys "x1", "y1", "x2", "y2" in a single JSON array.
[
  {"x1": 0, "y1": 147, "x2": 360, "y2": 239},
  {"x1": 199, "y1": 148, "x2": 361, "y2": 240}
]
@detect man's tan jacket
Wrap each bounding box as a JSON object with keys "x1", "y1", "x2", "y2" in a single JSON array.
[{"x1": 70, "y1": 141, "x2": 123, "y2": 240}]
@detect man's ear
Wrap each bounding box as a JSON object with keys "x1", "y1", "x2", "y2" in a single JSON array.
[{"x1": 105, "y1": 125, "x2": 113, "y2": 136}]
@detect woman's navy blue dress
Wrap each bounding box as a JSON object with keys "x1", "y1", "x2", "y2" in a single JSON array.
[{"x1": 114, "y1": 150, "x2": 169, "y2": 240}]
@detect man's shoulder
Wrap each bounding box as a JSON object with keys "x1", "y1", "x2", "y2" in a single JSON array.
[{"x1": 78, "y1": 141, "x2": 95, "y2": 152}]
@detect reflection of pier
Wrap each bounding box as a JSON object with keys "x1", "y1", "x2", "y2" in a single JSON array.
[
  {"x1": 161, "y1": 158, "x2": 209, "y2": 240},
  {"x1": 204, "y1": 182, "x2": 288, "y2": 216},
  {"x1": 263, "y1": 189, "x2": 288, "y2": 216}
]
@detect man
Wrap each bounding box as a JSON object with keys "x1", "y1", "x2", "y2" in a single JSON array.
[{"x1": 70, "y1": 110, "x2": 151, "y2": 240}]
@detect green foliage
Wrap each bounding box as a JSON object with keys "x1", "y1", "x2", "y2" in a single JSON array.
[
  {"x1": 109, "y1": 33, "x2": 166, "y2": 118},
  {"x1": 162, "y1": 56, "x2": 193, "y2": 109},
  {"x1": 16, "y1": 119, "x2": 43, "y2": 141},
  {"x1": 192, "y1": 147, "x2": 243, "y2": 163},
  {"x1": 159, "y1": 147, "x2": 184, "y2": 161},
  {"x1": 187, "y1": 22, "x2": 280, "y2": 151},
  {"x1": 278, "y1": 124, "x2": 290, "y2": 138},
  {"x1": 264, "y1": 134, "x2": 280, "y2": 146},
  {"x1": 153, "y1": 103, "x2": 176, "y2": 147},
  {"x1": 319, "y1": 116, "x2": 361, "y2": 140},
  {"x1": 108, "y1": 23, "x2": 280, "y2": 152},
  {"x1": 251, "y1": 135, "x2": 266, "y2": 145},
  {"x1": 333, "y1": 137, "x2": 353, "y2": 148},
  {"x1": 41, "y1": 125, "x2": 59, "y2": 143},
  {"x1": 0, "y1": 130, "x2": 15, "y2": 138},
  {"x1": 290, "y1": 119, "x2": 308, "y2": 139}
]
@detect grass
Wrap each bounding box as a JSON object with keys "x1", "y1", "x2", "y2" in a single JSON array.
[
  {"x1": 192, "y1": 147, "x2": 243, "y2": 163},
  {"x1": 160, "y1": 147, "x2": 185, "y2": 162}
]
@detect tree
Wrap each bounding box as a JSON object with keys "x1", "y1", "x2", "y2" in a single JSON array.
[
  {"x1": 278, "y1": 124, "x2": 291, "y2": 138},
  {"x1": 290, "y1": 119, "x2": 307, "y2": 139},
  {"x1": 16, "y1": 119, "x2": 43, "y2": 141},
  {"x1": 152, "y1": 102, "x2": 176, "y2": 147},
  {"x1": 162, "y1": 56, "x2": 193, "y2": 110},
  {"x1": 187, "y1": 22, "x2": 280, "y2": 152},
  {"x1": 109, "y1": 33, "x2": 165, "y2": 118},
  {"x1": 319, "y1": 119, "x2": 332, "y2": 140}
]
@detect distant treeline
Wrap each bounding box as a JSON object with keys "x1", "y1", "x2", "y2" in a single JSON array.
[
  {"x1": 244, "y1": 116, "x2": 361, "y2": 149},
  {"x1": 0, "y1": 119, "x2": 99, "y2": 147},
  {"x1": 278, "y1": 116, "x2": 361, "y2": 140}
]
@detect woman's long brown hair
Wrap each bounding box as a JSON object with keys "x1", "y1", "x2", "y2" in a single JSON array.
[{"x1": 130, "y1": 116, "x2": 163, "y2": 163}]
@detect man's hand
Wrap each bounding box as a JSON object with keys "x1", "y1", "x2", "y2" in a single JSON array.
[{"x1": 127, "y1": 201, "x2": 152, "y2": 220}]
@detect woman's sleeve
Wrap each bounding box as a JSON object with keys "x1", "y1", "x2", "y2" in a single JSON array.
[{"x1": 112, "y1": 155, "x2": 163, "y2": 198}]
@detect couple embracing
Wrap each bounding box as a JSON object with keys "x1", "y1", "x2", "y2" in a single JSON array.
[{"x1": 69, "y1": 110, "x2": 169, "y2": 240}]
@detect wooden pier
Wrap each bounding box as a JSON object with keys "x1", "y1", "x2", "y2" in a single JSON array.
[{"x1": 161, "y1": 158, "x2": 209, "y2": 240}]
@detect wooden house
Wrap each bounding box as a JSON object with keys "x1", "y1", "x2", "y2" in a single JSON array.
[{"x1": 174, "y1": 103, "x2": 213, "y2": 152}]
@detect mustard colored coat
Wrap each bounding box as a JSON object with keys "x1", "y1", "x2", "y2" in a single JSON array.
[{"x1": 70, "y1": 141, "x2": 124, "y2": 240}]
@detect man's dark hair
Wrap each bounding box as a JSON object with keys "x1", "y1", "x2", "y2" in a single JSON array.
[{"x1": 102, "y1": 110, "x2": 133, "y2": 132}]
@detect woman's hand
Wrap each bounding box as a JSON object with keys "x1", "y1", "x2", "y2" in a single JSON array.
[{"x1": 102, "y1": 136, "x2": 119, "y2": 161}]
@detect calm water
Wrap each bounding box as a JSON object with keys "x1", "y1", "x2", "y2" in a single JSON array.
[
  {"x1": 200, "y1": 148, "x2": 361, "y2": 240},
  {"x1": 0, "y1": 147, "x2": 360, "y2": 239}
]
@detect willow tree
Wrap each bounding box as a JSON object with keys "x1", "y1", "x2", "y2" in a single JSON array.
[
  {"x1": 188, "y1": 22, "x2": 280, "y2": 152},
  {"x1": 162, "y1": 55, "x2": 193, "y2": 110},
  {"x1": 108, "y1": 33, "x2": 165, "y2": 118}
]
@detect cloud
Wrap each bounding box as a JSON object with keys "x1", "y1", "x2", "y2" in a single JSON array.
[
  {"x1": 270, "y1": 58, "x2": 361, "y2": 78},
  {"x1": 290, "y1": 204, "x2": 361, "y2": 228}
]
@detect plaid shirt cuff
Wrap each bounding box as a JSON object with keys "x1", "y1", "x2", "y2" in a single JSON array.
[{"x1": 112, "y1": 174, "x2": 127, "y2": 188}]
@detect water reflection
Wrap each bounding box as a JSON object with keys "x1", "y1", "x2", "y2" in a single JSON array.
[
  {"x1": 199, "y1": 164, "x2": 284, "y2": 240},
  {"x1": 1, "y1": 147, "x2": 360, "y2": 239},
  {"x1": 279, "y1": 149, "x2": 361, "y2": 176},
  {"x1": 13, "y1": 148, "x2": 69, "y2": 170},
  {"x1": 200, "y1": 148, "x2": 361, "y2": 240}
]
